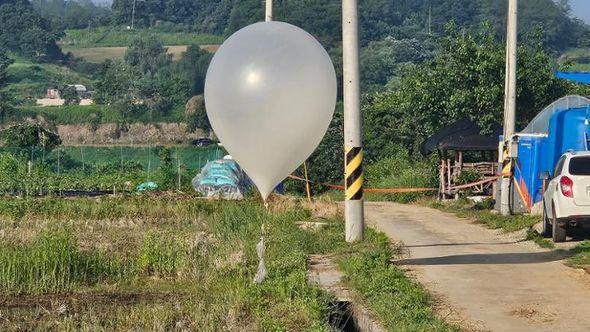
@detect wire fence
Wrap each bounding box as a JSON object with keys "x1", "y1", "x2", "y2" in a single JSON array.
[{"x1": 0, "y1": 145, "x2": 225, "y2": 195}]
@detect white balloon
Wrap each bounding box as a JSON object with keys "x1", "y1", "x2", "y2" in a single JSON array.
[{"x1": 205, "y1": 21, "x2": 337, "y2": 200}]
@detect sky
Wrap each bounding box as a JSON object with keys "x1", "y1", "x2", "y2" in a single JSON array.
[{"x1": 571, "y1": 0, "x2": 590, "y2": 24}]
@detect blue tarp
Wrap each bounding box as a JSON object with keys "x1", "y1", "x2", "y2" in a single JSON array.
[
  {"x1": 556, "y1": 71, "x2": 590, "y2": 85},
  {"x1": 192, "y1": 159, "x2": 251, "y2": 199}
]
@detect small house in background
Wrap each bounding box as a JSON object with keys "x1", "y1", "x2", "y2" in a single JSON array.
[
  {"x1": 46, "y1": 88, "x2": 60, "y2": 99},
  {"x1": 421, "y1": 118, "x2": 501, "y2": 199},
  {"x1": 36, "y1": 85, "x2": 93, "y2": 107},
  {"x1": 68, "y1": 84, "x2": 92, "y2": 99}
]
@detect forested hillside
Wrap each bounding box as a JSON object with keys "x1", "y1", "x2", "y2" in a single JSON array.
[
  {"x1": 1, "y1": 0, "x2": 589, "y2": 186},
  {"x1": 0, "y1": 0, "x2": 62, "y2": 59},
  {"x1": 31, "y1": 0, "x2": 112, "y2": 30},
  {"x1": 110, "y1": 0, "x2": 588, "y2": 52}
]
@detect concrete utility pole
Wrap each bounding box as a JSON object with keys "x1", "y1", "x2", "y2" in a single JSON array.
[
  {"x1": 131, "y1": 0, "x2": 137, "y2": 29},
  {"x1": 343, "y1": 0, "x2": 364, "y2": 242},
  {"x1": 500, "y1": 0, "x2": 518, "y2": 216},
  {"x1": 265, "y1": 0, "x2": 273, "y2": 22}
]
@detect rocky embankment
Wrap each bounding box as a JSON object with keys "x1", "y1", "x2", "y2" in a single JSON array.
[{"x1": 56, "y1": 122, "x2": 211, "y2": 145}]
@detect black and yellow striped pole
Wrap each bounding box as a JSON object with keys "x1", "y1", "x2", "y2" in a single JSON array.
[
  {"x1": 343, "y1": 0, "x2": 364, "y2": 242},
  {"x1": 345, "y1": 147, "x2": 363, "y2": 200}
]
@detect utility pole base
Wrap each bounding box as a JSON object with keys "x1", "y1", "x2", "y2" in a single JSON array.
[
  {"x1": 500, "y1": 177, "x2": 511, "y2": 216},
  {"x1": 345, "y1": 200, "x2": 364, "y2": 242}
]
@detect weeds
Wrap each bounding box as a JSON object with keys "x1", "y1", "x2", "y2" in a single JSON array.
[
  {"x1": 0, "y1": 230, "x2": 123, "y2": 294},
  {"x1": 338, "y1": 232, "x2": 457, "y2": 331},
  {"x1": 525, "y1": 229, "x2": 555, "y2": 249},
  {"x1": 0, "y1": 195, "x2": 455, "y2": 330},
  {"x1": 428, "y1": 199, "x2": 540, "y2": 232},
  {"x1": 567, "y1": 240, "x2": 590, "y2": 270}
]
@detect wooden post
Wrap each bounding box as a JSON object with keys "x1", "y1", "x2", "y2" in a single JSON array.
[
  {"x1": 457, "y1": 151, "x2": 463, "y2": 176},
  {"x1": 303, "y1": 161, "x2": 312, "y2": 202},
  {"x1": 447, "y1": 158, "x2": 452, "y2": 196},
  {"x1": 439, "y1": 157, "x2": 446, "y2": 200}
]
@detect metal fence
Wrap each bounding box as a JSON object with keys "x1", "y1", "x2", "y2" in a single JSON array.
[{"x1": 0, "y1": 145, "x2": 225, "y2": 195}]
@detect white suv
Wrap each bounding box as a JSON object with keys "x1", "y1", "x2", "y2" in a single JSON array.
[{"x1": 543, "y1": 151, "x2": 590, "y2": 242}]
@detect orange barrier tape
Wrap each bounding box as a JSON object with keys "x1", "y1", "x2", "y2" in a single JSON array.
[{"x1": 287, "y1": 175, "x2": 437, "y2": 193}]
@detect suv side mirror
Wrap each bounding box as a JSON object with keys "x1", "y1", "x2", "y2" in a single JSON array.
[{"x1": 540, "y1": 171, "x2": 551, "y2": 180}]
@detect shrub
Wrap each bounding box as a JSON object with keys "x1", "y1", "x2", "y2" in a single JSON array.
[{"x1": 365, "y1": 149, "x2": 438, "y2": 203}]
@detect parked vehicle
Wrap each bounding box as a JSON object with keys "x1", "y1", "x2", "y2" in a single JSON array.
[
  {"x1": 192, "y1": 138, "x2": 215, "y2": 147},
  {"x1": 542, "y1": 151, "x2": 590, "y2": 242}
]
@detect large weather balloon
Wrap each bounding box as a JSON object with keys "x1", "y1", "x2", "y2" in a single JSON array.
[{"x1": 205, "y1": 21, "x2": 337, "y2": 200}]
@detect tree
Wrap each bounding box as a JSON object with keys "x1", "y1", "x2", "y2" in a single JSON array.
[
  {"x1": 362, "y1": 23, "x2": 573, "y2": 161},
  {"x1": 360, "y1": 37, "x2": 434, "y2": 91},
  {"x1": 0, "y1": 0, "x2": 62, "y2": 59},
  {"x1": 94, "y1": 60, "x2": 134, "y2": 105},
  {"x1": 0, "y1": 49, "x2": 13, "y2": 119},
  {"x1": 175, "y1": 45, "x2": 212, "y2": 96},
  {"x1": 0, "y1": 124, "x2": 61, "y2": 150},
  {"x1": 96, "y1": 36, "x2": 188, "y2": 120},
  {"x1": 125, "y1": 37, "x2": 171, "y2": 76},
  {"x1": 60, "y1": 85, "x2": 80, "y2": 105}
]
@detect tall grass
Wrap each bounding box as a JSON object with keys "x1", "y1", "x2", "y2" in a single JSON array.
[
  {"x1": 0, "y1": 196, "x2": 456, "y2": 330},
  {"x1": 365, "y1": 150, "x2": 438, "y2": 203},
  {"x1": 0, "y1": 230, "x2": 123, "y2": 294},
  {"x1": 137, "y1": 231, "x2": 198, "y2": 277}
]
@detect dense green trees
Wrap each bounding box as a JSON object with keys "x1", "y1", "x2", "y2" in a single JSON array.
[
  {"x1": 0, "y1": 0, "x2": 62, "y2": 59},
  {"x1": 109, "y1": 0, "x2": 588, "y2": 52},
  {"x1": 0, "y1": 123, "x2": 61, "y2": 149},
  {"x1": 175, "y1": 45, "x2": 212, "y2": 97},
  {"x1": 0, "y1": 50, "x2": 13, "y2": 119},
  {"x1": 362, "y1": 24, "x2": 573, "y2": 160},
  {"x1": 31, "y1": 0, "x2": 112, "y2": 30},
  {"x1": 361, "y1": 37, "x2": 435, "y2": 91},
  {"x1": 94, "y1": 37, "x2": 212, "y2": 121}
]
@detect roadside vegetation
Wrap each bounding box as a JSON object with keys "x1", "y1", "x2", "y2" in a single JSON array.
[
  {"x1": 0, "y1": 195, "x2": 455, "y2": 331},
  {"x1": 427, "y1": 199, "x2": 540, "y2": 233},
  {"x1": 567, "y1": 240, "x2": 590, "y2": 272}
]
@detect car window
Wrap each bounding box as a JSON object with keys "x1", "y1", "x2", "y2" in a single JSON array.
[
  {"x1": 569, "y1": 156, "x2": 590, "y2": 175},
  {"x1": 554, "y1": 156, "x2": 566, "y2": 176}
]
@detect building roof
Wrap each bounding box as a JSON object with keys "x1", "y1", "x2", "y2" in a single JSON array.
[
  {"x1": 420, "y1": 118, "x2": 502, "y2": 156},
  {"x1": 556, "y1": 71, "x2": 590, "y2": 85}
]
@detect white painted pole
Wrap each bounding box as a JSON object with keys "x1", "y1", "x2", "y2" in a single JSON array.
[
  {"x1": 501, "y1": 0, "x2": 518, "y2": 216},
  {"x1": 265, "y1": 0, "x2": 273, "y2": 22},
  {"x1": 131, "y1": 0, "x2": 137, "y2": 29},
  {"x1": 504, "y1": 0, "x2": 518, "y2": 138},
  {"x1": 343, "y1": 0, "x2": 364, "y2": 242}
]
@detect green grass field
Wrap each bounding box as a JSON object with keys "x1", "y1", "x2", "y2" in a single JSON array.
[
  {"x1": 62, "y1": 44, "x2": 219, "y2": 64},
  {"x1": 5, "y1": 103, "x2": 188, "y2": 125},
  {"x1": 0, "y1": 195, "x2": 455, "y2": 330},
  {"x1": 61, "y1": 27, "x2": 223, "y2": 48}
]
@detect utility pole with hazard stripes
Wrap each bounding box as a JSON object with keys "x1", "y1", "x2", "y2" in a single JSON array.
[
  {"x1": 343, "y1": 0, "x2": 364, "y2": 242},
  {"x1": 500, "y1": 0, "x2": 518, "y2": 216},
  {"x1": 265, "y1": 0, "x2": 273, "y2": 22}
]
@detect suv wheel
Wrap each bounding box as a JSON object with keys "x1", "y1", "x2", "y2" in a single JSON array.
[
  {"x1": 552, "y1": 202, "x2": 567, "y2": 243},
  {"x1": 542, "y1": 200, "x2": 552, "y2": 238}
]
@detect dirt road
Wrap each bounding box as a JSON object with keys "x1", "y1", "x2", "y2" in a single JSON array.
[{"x1": 365, "y1": 202, "x2": 590, "y2": 332}]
